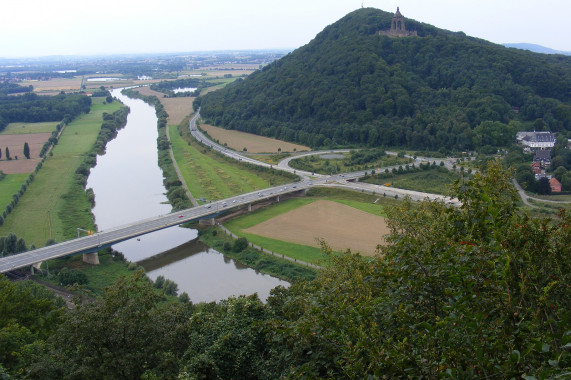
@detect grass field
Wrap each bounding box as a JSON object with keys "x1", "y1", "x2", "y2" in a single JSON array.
[
  {"x1": 1, "y1": 122, "x2": 59, "y2": 135},
  {"x1": 0, "y1": 98, "x2": 121, "y2": 247},
  {"x1": 169, "y1": 123, "x2": 295, "y2": 202},
  {"x1": 0, "y1": 173, "x2": 28, "y2": 212},
  {"x1": 289, "y1": 151, "x2": 413, "y2": 175},
  {"x1": 363, "y1": 167, "x2": 463, "y2": 195},
  {"x1": 200, "y1": 123, "x2": 310, "y2": 153}
]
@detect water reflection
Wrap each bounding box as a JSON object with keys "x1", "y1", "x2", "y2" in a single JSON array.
[{"x1": 139, "y1": 239, "x2": 288, "y2": 303}]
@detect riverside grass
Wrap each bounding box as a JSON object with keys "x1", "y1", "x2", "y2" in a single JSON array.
[
  {"x1": 0, "y1": 173, "x2": 28, "y2": 212},
  {"x1": 363, "y1": 166, "x2": 462, "y2": 195},
  {"x1": 198, "y1": 226, "x2": 317, "y2": 282},
  {"x1": 0, "y1": 99, "x2": 121, "y2": 247},
  {"x1": 170, "y1": 121, "x2": 294, "y2": 202}
]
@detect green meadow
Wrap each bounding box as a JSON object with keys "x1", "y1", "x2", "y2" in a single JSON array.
[
  {"x1": 169, "y1": 122, "x2": 294, "y2": 202},
  {"x1": 1, "y1": 121, "x2": 60, "y2": 135},
  {"x1": 0, "y1": 173, "x2": 28, "y2": 212}
]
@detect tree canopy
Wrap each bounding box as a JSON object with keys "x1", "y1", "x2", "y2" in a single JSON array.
[{"x1": 0, "y1": 92, "x2": 91, "y2": 133}]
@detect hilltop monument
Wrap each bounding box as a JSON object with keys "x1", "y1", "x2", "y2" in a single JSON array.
[{"x1": 378, "y1": 7, "x2": 417, "y2": 37}]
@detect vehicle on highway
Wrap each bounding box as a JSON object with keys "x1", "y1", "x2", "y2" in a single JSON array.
[{"x1": 206, "y1": 204, "x2": 211, "y2": 208}]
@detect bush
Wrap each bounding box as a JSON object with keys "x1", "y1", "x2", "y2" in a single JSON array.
[
  {"x1": 57, "y1": 268, "x2": 88, "y2": 286},
  {"x1": 233, "y1": 237, "x2": 249, "y2": 252},
  {"x1": 154, "y1": 275, "x2": 165, "y2": 289}
]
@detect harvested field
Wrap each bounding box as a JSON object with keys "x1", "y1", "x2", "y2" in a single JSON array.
[
  {"x1": 21, "y1": 78, "x2": 82, "y2": 92},
  {"x1": 133, "y1": 87, "x2": 194, "y2": 124},
  {"x1": 133, "y1": 86, "x2": 163, "y2": 97},
  {"x1": 201, "y1": 123, "x2": 310, "y2": 153},
  {"x1": 0, "y1": 133, "x2": 50, "y2": 173},
  {"x1": 244, "y1": 200, "x2": 388, "y2": 256}
]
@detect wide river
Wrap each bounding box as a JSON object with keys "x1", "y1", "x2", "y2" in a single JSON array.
[{"x1": 86, "y1": 88, "x2": 288, "y2": 302}]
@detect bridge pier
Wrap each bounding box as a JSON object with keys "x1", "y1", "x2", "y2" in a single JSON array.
[
  {"x1": 199, "y1": 217, "x2": 216, "y2": 226},
  {"x1": 83, "y1": 252, "x2": 100, "y2": 265},
  {"x1": 248, "y1": 203, "x2": 252, "y2": 212},
  {"x1": 276, "y1": 195, "x2": 280, "y2": 202}
]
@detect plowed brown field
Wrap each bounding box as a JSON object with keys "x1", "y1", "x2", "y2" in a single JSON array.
[
  {"x1": 201, "y1": 123, "x2": 310, "y2": 153},
  {"x1": 244, "y1": 200, "x2": 389, "y2": 256},
  {"x1": 0, "y1": 133, "x2": 50, "y2": 173}
]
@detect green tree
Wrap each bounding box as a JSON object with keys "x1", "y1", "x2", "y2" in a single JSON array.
[
  {"x1": 553, "y1": 165, "x2": 567, "y2": 182},
  {"x1": 163, "y1": 279, "x2": 178, "y2": 296},
  {"x1": 23, "y1": 142, "x2": 30, "y2": 159},
  {"x1": 561, "y1": 172, "x2": 571, "y2": 191},
  {"x1": 56, "y1": 268, "x2": 88, "y2": 286},
  {"x1": 232, "y1": 237, "x2": 249, "y2": 252},
  {"x1": 536, "y1": 176, "x2": 551, "y2": 194},
  {"x1": 0, "y1": 276, "x2": 64, "y2": 374},
  {"x1": 30, "y1": 271, "x2": 193, "y2": 380},
  {"x1": 153, "y1": 275, "x2": 165, "y2": 289}
]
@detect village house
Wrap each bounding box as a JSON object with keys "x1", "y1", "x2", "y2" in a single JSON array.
[
  {"x1": 533, "y1": 149, "x2": 552, "y2": 168},
  {"x1": 549, "y1": 177, "x2": 562, "y2": 193}
]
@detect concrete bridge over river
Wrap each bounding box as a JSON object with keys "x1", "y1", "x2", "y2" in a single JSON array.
[{"x1": 0, "y1": 112, "x2": 456, "y2": 274}]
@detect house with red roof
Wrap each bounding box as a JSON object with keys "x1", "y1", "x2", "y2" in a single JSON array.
[{"x1": 549, "y1": 177, "x2": 562, "y2": 193}]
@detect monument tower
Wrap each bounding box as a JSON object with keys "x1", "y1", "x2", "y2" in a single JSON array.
[{"x1": 378, "y1": 7, "x2": 417, "y2": 37}]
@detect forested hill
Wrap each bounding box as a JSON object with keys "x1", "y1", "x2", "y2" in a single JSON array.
[{"x1": 197, "y1": 8, "x2": 571, "y2": 151}]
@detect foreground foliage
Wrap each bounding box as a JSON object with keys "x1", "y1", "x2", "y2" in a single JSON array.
[{"x1": 2, "y1": 161, "x2": 569, "y2": 379}]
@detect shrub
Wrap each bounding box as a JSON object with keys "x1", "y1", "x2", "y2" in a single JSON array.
[{"x1": 57, "y1": 268, "x2": 88, "y2": 286}]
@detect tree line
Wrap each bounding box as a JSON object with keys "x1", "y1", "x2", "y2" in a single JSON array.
[{"x1": 0, "y1": 92, "x2": 91, "y2": 133}]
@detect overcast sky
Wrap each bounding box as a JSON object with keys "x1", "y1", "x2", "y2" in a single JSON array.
[{"x1": 1, "y1": 0, "x2": 570, "y2": 58}]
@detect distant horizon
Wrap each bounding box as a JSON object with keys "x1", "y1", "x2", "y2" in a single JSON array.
[
  {"x1": 2, "y1": 43, "x2": 570, "y2": 63},
  {"x1": 2, "y1": 1, "x2": 570, "y2": 58}
]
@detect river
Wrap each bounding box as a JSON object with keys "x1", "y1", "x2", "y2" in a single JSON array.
[{"x1": 86, "y1": 88, "x2": 288, "y2": 302}]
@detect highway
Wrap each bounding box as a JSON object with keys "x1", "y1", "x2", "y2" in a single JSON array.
[{"x1": 0, "y1": 110, "x2": 458, "y2": 273}]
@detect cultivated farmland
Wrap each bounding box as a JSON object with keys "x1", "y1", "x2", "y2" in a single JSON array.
[
  {"x1": 244, "y1": 200, "x2": 389, "y2": 256},
  {"x1": 0, "y1": 133, "x2": 51, "y2": 174},
  {"x1": 200, "y1": 123, "x2": 310, "y2": 153}
]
